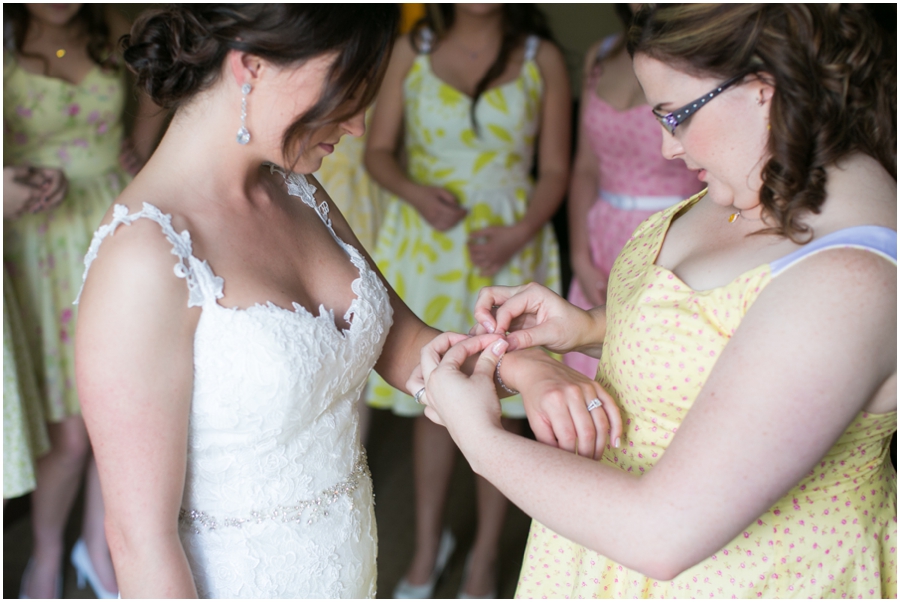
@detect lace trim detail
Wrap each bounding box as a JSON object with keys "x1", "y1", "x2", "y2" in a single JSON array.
[
  {"x1": 74, "y1": 203, "x2": 224, "y2": 308},
  {"x1": 178, "y1": 452, "x2": 371, "y2": 534},
  {"x1": 267, "y1": 164, "x2": 334, "y2": 231}
]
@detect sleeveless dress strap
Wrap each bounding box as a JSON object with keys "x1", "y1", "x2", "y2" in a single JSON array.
[
  {"x1": 267, "y1": 164, "x2": 351, "y2": 254},
  {"x1": 524, "y1": 35, "x2": 540, "y2": 62},
  {"x1": 74, "y1": 203, "x2": 225, "y2": 308},
  {"x1": 770, "y1": 225, "x2": 898, "y2": 277},
  {"x1": 597, "y1": 33, "x2": 620, "y2": 62},
  {"x1": 418, "y1": 27, "x2": 434, "y2": 54}
]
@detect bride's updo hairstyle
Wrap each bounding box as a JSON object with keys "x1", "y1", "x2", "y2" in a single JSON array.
[
  {"x1": 628, "y1": 4, "x2": 896, "y2": 243},
  {"x1": 122, "y1": 4, "x2": 398, "y2": 165}
]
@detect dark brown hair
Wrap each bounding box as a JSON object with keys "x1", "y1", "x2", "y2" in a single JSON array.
[
  {"x1": 122, "y1": 4, "x2": 398, "y2": 167},
  {"x1": 412, "y1": 4, "x2": 555, "y2": 133},
  {"x1": 627, "y1": 4, "x2": 896, "y2": 243},
  {"x1": 4, "y1": 4, "x2": 117, "y2": 74}
]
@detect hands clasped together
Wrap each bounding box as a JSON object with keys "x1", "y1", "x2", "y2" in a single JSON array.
[{"x1": 407, "y1": 283, "x2": 622, "y2": 460}]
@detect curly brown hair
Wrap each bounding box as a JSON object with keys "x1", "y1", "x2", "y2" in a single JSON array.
[
  {"x1": 627, "y1": 4, "x2": 896, "y2": 243},
  {"x1": 122, "y1": 4, "x2": 398, "y2": 169}
]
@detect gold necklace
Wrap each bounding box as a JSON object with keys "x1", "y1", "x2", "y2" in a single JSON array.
[{"x1": 728, "y1": 210, "x2": 762, "y2": 223}]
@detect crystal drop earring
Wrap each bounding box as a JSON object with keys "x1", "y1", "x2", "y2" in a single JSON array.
[{"x1": 236, "y1": 83, "x2": 251, "y2": 145}]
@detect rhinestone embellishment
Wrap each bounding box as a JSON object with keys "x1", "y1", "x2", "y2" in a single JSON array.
[
  {"x1": 179, "y1": 453, "x2": 370, "y2": 534},
  {"x1": 237, "y1": 83, "x2": 251, "y2": 145}
]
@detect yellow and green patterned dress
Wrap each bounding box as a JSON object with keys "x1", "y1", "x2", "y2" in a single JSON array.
[
  {"x1": 3, "y1": 53, "x2": 131, "y2": 421},
  {"x1": 368, "y1": 33, "x2": 561, "y2": 417}
]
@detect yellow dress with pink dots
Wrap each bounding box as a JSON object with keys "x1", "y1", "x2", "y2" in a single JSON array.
[{"x1": 516, "y1": 192, "x2": 897, "y2": 599}]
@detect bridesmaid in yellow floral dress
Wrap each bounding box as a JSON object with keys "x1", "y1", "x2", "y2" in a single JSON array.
[
  {"x1": 3, "y1": 4, "x2": 163, "y2": 598},
  {"x1": 365, "y1": 4, "x2": 570, "y2": 597},
  {"x1": 413, "y1": 4, "x2": 896, "y2": 599}
]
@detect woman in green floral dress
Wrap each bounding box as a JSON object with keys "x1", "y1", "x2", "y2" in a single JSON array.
[
  {"x1": 365, "y1": 4, "x2": 570, "y2": 597},
  {"x1": 3, "y1": 4, "x2": 164, "y2": 598}
]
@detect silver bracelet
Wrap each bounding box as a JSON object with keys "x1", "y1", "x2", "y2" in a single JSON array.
[{"x1": 494, "y1": 354, "x2": 519, "y2": 395}]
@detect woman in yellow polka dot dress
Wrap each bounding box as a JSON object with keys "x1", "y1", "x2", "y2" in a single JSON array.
[
  {"x1": 413, "y1": 4, "x2": 896, "y2": 599},
  {"x1": 365, "y1": 4, "x2": 570, "y2": 597}
]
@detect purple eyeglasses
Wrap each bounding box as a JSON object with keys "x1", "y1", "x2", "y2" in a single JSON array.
[{"x1": 651, "y1": 73, "x2": 747, "y2": 135}]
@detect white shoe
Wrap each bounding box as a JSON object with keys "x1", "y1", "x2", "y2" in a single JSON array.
[
  {"x1": 70, "y1": 539, "x2": 118, "y2": 599},
  {"x1": 19, "y1": 557, "x2": 62, "y2": 599},
  {"x1": 393, "y1": 529, "x2": 456, "y2": 599}
]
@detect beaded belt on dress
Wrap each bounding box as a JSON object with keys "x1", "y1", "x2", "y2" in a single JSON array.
[
  {"x1": 599, "y1": 190, "x2": 684, "y2": 212},
  {"x1": 179, "y1": 452, "x2": 370, "y2": 534}
]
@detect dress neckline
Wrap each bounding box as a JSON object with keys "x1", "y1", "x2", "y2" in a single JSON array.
[
  {"x1": 11, "y1": 56, "x2": 102, "y2": 88},
  {"x1": 423, "y1": 52, "x2": 536, "y2": 103},
  {"x1": 650, "y1": 192, "x2": 897, "y2": 294}
]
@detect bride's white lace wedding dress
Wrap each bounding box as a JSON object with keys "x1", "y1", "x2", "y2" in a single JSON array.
[{"x1": 77, "y1": 168, "x2": 393, "y2": 598}]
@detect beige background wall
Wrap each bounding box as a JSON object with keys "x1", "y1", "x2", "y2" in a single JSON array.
[{"x1": 538, "y1": 3, "x2": 621, "y2": 93}]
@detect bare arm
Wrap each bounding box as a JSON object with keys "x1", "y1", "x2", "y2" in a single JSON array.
[
  {"x1": 423, "y1": 248, "x2": 897, "y2": 579},
  {"x1": 75, "y1": 214, "x2": 200, "y2": 598},
  {"x1": 468, "y1": 41, "x2": 571, "y2": 277},
  {"x1": 365, "y1": 35, "x2": 467, "y2": 232},
  {"x1": 567, "y1": 43, "x2": 604, "y2": 306}
]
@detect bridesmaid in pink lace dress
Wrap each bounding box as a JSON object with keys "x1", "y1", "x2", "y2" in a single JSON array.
[{"x1": 564, "y1": 6, "x2": 703, "y2": 378}]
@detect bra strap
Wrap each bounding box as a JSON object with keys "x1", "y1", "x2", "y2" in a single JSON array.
[
  {"x1": 524, "y1": 35, "x2": 540, "y2": 62},
  {"x1": 418, "y1": 27, "x2": 434, "y2": 54},
  {"x1": 770, "y1": 225, "x2": 897, "y2": 277}
]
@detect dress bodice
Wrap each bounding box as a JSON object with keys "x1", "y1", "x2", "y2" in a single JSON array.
[
  {"x1": 3, "y1": 53, "x2": 125, "y2": 179},
  {"x1": 518, "y1": 192, "x2": 898, "y2": 599},
  {"x1": 77, "y1": 169, "x2": 392, "y2": 597},
  {"x1": 581, "y1": 36, "x2": 703, "y2": 199},
  {"x1": 402, "y1": 31, "x2": 543, "y2": 193}
]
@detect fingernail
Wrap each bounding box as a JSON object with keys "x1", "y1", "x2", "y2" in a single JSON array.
[
  {"x1": 482, "y1": 321, "x2": 495, "y2": 334},
  {"x1": 491, "y1": 339, "x2": 508, "y2": 356},
  {"x1": 615, "y1": 437, "x2": 620, "y2": 448}
]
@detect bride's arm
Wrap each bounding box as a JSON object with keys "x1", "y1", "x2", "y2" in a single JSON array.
[
  {"x1": 75, "y1": 213, "x2": 200, "y2": 598},
  {"x1": 311, "y1": 176, "x2": 618, "y2": 455}
]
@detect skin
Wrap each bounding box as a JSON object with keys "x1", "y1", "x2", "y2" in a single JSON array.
[
  {"x1": 74, "y1": 45, "x2": 616, "y2": 597},
  {"x1": 8, "y1": 5, "x2": 164, "y2": 597},
  {"x1": 415, "y1": 53, "x2": 897, "y2": 581}
]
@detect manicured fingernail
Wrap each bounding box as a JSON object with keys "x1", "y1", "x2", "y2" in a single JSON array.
[
  {"x1": 615, "y1": 437, "x2": 620, "y2": 448},
  {"x1": 482, "y1": 321, "x2": 495, "y2": 334},
  {"x1": 491, "y1": 339, "x2": 508, "y2": 356}
]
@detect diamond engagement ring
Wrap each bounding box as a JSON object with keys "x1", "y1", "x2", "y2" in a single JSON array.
[
  {"x1": 414, "y1": 387, "x2": 427, "y2": 405},
  {"x1": 586, "y1": 398, "x2": 602, "y2": 412}
]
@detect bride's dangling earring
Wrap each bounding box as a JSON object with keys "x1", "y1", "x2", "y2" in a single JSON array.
[{"x1": 236, "y1": 83, "x2": 251, "y2": 145}]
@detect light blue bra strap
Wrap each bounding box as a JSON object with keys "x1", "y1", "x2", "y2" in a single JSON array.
[
  {"x1": 419, "y1": 27, "x2": 434, "y2": 54},
  {"x1": 770, "y1": 225, "x2": 897, "y2": 277},
  {"x1": 524, "y1": 35, "x2": 540, "y2": 62},
  {"x1": 597, "y1": 33, "x2": 620, "y2": 62}
]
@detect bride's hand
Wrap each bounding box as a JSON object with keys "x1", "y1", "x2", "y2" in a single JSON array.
[
  {"x1": 501, "y1": 348, "x2": 622, "y2": 459},
  {"x1": 410, "y1": 332, "x2": 507, "y2": 441},
  {"x1": 471, "y1": 282, "x2": 599, "y2": 354},
  {"x1": 407, "y1": 332, "x2": 623, "y2": 459}
]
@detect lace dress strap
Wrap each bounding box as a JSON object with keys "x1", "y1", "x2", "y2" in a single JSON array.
[
  {"x1": 267, "y1": 164, "x2": 353, "y2": 255},
  {"x1": 74, "y1": 203, "x2": 224, "y2": 308}
]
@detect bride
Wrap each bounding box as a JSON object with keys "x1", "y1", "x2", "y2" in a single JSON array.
[{"x1": 74, "y1": 5, "x2": 621, "y2": 598}]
